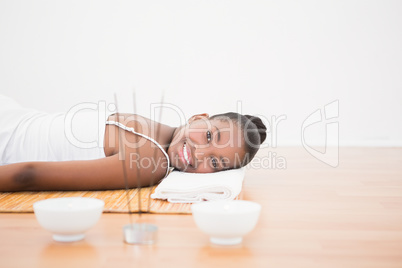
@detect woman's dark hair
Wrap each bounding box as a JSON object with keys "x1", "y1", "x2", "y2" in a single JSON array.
[{"x1": 210, "y1": 112, "x2": 267, "y2": 167}]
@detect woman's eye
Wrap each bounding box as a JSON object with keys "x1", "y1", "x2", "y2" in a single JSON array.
[
  {"x1": 206, "y1": 130, "x2": 212, "y2": 142},
  {"x1": 211, "y1": 158, "x2": 218, "y2": 168}
]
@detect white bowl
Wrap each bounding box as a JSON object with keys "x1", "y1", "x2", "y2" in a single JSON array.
[
  {"x1": 33, "y1": 197, "x2": 104, "y2": 242},
  {"x1": 191, "y1": 200, "x2": 261, "y2": 245}
]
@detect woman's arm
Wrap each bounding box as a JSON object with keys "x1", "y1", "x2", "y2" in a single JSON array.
[{"x1": 0, "y1": 153, "x2": 167, "y2": 192}]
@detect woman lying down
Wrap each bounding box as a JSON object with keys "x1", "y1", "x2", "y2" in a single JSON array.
[{"x1": 0, "y1": 95, "x2": 266, "y2": 192}]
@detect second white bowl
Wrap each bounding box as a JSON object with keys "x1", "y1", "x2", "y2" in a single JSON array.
[{"x1": 191, "y1": 200, "x2": 261, "y2": 245}]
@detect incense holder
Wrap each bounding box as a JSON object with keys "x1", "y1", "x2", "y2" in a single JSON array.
[
  {"x1": 123, "y1": 223, "x2": 158, "y2": 244},
  {"x1": 191, "y1": 200, "x2": 261, "y2": 245}
]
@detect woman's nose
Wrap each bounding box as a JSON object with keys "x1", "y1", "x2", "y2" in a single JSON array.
[{"x1": 192, "y1": 144, "x2": 213, "y2": 166}]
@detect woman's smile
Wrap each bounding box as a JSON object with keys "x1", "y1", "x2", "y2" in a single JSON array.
[{"x1": 178, "y1": 141, "x2": 194, "y2": 168}]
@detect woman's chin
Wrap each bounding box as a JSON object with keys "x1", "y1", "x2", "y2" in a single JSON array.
[
  {"x1": 175, "y1": 165, "x2": 190, "y2": 172},
  {"x1": 172, "y1": 164, "x2": 195, "y2": 173}
]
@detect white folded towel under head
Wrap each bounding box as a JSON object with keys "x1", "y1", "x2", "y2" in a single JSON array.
[{"x1": 151, "y1": 168, "x2": 245, "y2": 203}]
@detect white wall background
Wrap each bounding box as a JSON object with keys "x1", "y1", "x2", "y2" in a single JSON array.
[{"x1": 0, "y1": 0, "x2": 401, "y2": 147}]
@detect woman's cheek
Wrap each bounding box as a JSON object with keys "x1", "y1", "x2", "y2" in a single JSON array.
[{"x1": 188, "y1": 130, "x2": 206, "y2": 145}]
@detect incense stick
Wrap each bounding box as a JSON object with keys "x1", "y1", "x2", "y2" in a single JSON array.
[
  {"x1": 148, "y1": 93, "x2": 165, "y2": 213},
  {"x1": 115, "y1": 91, "x2": 164, "y2": 217},
  {"x1": 113, "y1": 93, "x2": 133, "y2": 225},
  {"x1": 132, "y1": 91, "x2": 142, "y2": 217}
]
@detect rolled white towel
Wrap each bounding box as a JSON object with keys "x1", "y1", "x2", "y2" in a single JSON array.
[{"x1": 151, "y1": 168, "x2": 245, "y2": 203}]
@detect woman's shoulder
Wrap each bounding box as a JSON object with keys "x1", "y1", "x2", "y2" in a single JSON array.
[{"x1": 106, "y1": 113, "x2": 175, "y2": 145}]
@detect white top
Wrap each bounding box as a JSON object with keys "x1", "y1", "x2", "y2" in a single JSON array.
[
  {"x1": 0, "y1": 95, "x2": 172, "y2": 178},
  {"x1": 0, "y1": 95, "x2": 107, "y2": 165}
]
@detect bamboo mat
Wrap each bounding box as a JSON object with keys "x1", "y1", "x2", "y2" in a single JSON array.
[{"x1": 0, "y1": 187, "x2": 192, "y2": 214}]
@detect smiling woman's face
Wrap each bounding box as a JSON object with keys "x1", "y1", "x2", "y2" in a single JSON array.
[{"x1": 167, "y1": 114, "x2": 246, "y2": 173}]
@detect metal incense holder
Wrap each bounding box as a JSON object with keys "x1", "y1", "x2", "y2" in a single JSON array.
[{"x1": 123, "y1": 223, "x2": 158, "y2": 244}]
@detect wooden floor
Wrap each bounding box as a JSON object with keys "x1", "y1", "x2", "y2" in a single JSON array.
[{"x1": 1, "y1": 147, "x2": 402, "y2": 268}]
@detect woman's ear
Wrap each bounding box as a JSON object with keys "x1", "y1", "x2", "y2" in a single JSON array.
[{"x1": 188, "y1": 113, "x2": 209, "y2": 124}]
